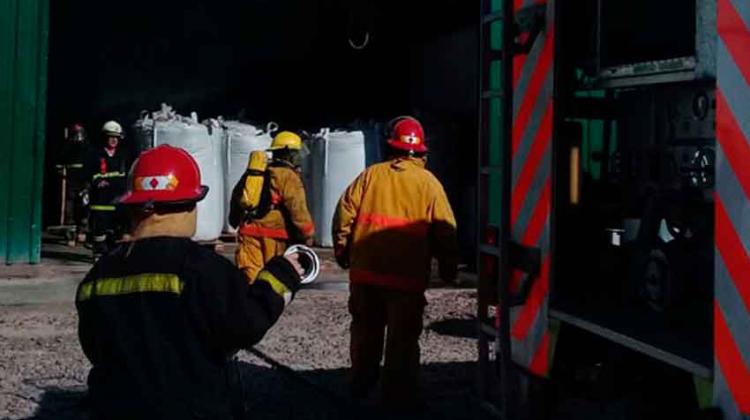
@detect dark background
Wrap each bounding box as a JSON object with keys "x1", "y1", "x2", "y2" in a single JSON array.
[
  {"x1": 44, "y1": 0, "x2": 480, "y2": 260},
  {"x1": 47, "y1": 0, "x2": 477, "y2": 127}
]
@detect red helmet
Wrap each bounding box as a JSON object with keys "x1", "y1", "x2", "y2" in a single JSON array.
[
  {"x1": 386, "y1": 116, "x2": 427, "y2": 153},
  {"x1": 68, "y1": 123, "x2": 87, "y2": 143},
  {"x1": 118, "y1": 145, "x2": 208, "y2": 206}
]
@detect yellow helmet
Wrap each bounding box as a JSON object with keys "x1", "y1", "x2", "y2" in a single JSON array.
[{"x1": 268, "y1": 131, "x2": 302, "y2": 151}]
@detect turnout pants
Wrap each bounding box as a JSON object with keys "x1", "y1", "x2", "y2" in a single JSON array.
[
  {"x1": 348, "y1": 283, "x2": 427, "y2": 409},
  {"x1": 89, "y1": 208, "x2": 126, "y2": 256},
  {"x1": 236, "y1": 235, "x2": 287, "y2": 283}
]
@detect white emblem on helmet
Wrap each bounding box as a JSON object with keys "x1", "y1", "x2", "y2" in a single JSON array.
[{"x1": 135, "y1": 175, "x2": 179, "y2": 191}]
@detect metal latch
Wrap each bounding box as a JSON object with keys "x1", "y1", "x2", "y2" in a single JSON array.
[{"x1": 509, "y1": 240, "x2": 542, "y2": 306}]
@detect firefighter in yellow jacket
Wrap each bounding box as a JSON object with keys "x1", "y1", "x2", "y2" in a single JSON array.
[
  {"x1": 333, "y1": 116, "x2": 458, "y2": 410},
  {"x1": 234, "y1": 131, "x2": 315, "y2": 281}
]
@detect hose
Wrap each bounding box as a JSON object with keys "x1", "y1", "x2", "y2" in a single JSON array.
[
  {"x1": 284, "y1": 244, "x2": 320, "y2": 285},
  {"x1": 245, "y1": 347, "x2": 346, "y2": 405}
]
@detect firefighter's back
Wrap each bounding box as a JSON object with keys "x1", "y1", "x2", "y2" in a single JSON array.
[
  {"x1": 76, "y1": 237, "x2": 239, "y2": 420},
  {"x1": 349, "y1": 157, "x2": 453, "y2": 291},
  {"x1": 241, "y1": 165, "x2": 304, "y2": 238}
]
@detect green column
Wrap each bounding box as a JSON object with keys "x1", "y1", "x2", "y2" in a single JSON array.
[{"x1": 0, "y1": 0, "x2": 49, "y2": 264}]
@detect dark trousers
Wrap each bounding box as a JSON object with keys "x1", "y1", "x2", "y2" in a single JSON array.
[
  {"x1": 90, "y1": 209, "x2": 126, "y2": 256},
  {"x1": 348, "y1": 283, "x2": 427, "y2": 409}
]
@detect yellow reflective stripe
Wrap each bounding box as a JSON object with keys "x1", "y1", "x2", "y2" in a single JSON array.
[
  {"x1": 90, "y1": 205, "x2": 116, "y2": 211},
  {"x1": 77, "y1": 273, "x2": 183, "y2": 301},
  {"x1": 92, "y1": 172, "x2": 126, "y2": 180},
  {"x1": 256, "y1": 270, "x2": 290, "y2": 298}
]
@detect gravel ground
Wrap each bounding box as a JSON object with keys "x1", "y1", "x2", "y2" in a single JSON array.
[{"x1": 0, "y1": 287, "x2": 490, "y2": 420}]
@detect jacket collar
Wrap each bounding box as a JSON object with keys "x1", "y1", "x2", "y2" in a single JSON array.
[{"x1": 389, "y1": 156, "x2": 426, "y2": 170}]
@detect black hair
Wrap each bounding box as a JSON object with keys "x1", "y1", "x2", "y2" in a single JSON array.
[{"x1": 385, "y1": 146, "x2": 427, "y2": 160}]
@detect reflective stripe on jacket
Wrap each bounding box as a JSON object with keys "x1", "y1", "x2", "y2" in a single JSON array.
[
  {"x1": 76, "y1": 237, "x2": 300, "y2": 419},
  {"x1": 239, "y1": 165, "x2": 314, "y2": 240},
  {"x1": 333, "y1": 157, "x2": 458, "y2": 292}
]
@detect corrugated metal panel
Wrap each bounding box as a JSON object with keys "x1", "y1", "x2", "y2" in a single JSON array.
[{"x1": 0, "y1": 0, "x2": 49, "y2": 264}]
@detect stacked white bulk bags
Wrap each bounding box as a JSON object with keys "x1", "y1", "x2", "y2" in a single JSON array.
[
  {"x1": 134, "y1": 107, "x2": 225, "y2": 242},
  {"x1": 309, "y1": 129, "x2": 366, "y2": 247},
  {"x1": 222, "y1": 121, "x2": 277, "y2": 232}
]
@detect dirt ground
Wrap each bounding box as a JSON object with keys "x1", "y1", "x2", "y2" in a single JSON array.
[{"x1": 0, "y1": 241, "x2": 490, "y2": 420}]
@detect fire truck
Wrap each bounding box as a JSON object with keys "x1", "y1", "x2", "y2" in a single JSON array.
[{"x1": 476, "y1": 0, "x2": 749, "y2": 418}]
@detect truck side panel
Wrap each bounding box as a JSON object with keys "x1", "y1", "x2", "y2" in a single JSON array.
[
  {"x1": 508, "y1": 0, "x2": 554, "y2": 375},
  {"x1": 714, "y1": 0, "x2": 750, "y2": 416}
]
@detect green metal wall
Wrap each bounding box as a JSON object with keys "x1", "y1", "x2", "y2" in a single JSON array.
[{"x1": 0, "y1": 0, "x2": 49, "y2": 264}]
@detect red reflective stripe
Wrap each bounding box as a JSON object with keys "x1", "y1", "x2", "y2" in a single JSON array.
[
  {"x1": 512, "y1": 29, "x2": 554, "y2": 155},
  {"x1": 358, "y1": 213, "x2": 411, "y2": 227},
  {"x1": 511, "y1": 103, "x2": 553, "y2": 226},
  {"x1": 717, "y1": 90, "x2": 750, "y2": 199},
  {"x1": 300, "y1": 222, "x2": 315, "y2": 236},
  {"x1": 239, "y1": 225, "x2": 289, "y2": 239},
  {"x1": 521, "y1": 179, "x2": 551, "y2": 245},
  {"x1": 510, "y1": 183, "x2": 551, "y2": 340},
  {"x1": 511, "y1": 255, "x2": 550, "y2": 340},
  {"x1": 716, "y1": 197, "x2": 750, "y2": 311},
  {"x1": 357, "y1": 213, "x2": 429, "y2": 236},
  {"x1": 719, "y1": 0, "x2": 750, "y2": 84},
  {"x1": 513, "y1": 53, "x2": 528, "y2": 89},
  {"x1": 528, "y1": 330, "x2": 550, "y2": 376},
  {"x1": 350, "y1": 268, "x2": 425, "y2": 292},
  {"x1": 715, "y1": 302, "x2": 750, "y2": 414}
]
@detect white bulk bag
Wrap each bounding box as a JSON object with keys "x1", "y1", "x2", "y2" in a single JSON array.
[
  {"x1": 222, "y1": 121, "x2": 277, "y2": 233},
  {"x1": 132, "y1": 104, "x2": 177, "y2": 154},
  {"x1": 311, "y1": 129, "x2": 365, "y2": 247},
  {"x1": 152, "y1": 112, "x2": 225, "y2": 241}
]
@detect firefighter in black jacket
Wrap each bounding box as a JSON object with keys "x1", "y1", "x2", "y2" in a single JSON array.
[
  {"x1": 84, "y1": 120, "x2": 130, "y2": 258},
  {"x1": 76, "y1": 145, "x2": 303, "y2": 420}
]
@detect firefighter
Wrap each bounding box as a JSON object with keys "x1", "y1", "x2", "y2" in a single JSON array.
[
  {"x1": 84, "y1": 120, "x2": 130, "y2": 259},
  {"x1": 76, "y1": 144, "x2": 304, "y2": 420},
  {"x1": 333, "y1": 116, "x2": 459, "y2": 411},
  {"x1": 57, "y1": 123, "x2": 89, "y2": 245},
  {"x1": 234, "y1": 131, "x2": 315, "y2": 282}
]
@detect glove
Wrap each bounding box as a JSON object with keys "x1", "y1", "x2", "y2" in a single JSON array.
[
  {"x1": 78, "y1": 189, "x2": 90, "y2": 206},
  {"x1": 284, "y1": 253, "x2": 305, "y2": 277}
]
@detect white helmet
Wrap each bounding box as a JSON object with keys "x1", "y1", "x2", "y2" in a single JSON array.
[{"x1": 102, "y1": 120, "x2": 124, "y2": 138}]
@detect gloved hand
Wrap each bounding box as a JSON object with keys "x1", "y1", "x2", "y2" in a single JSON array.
[
  {"x1": 78, "y1": 188, "x2": 90, "y2": 206},
  {"x1": 284, "y1": 253, "x2": 305, "y2": 277}
]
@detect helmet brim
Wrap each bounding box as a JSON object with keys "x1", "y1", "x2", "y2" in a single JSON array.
[
  {"x1": 267, "y1": 145, "x2": 302, "y2": 151},
  {"x1": 387, "y1": 140, "x2": 428, "y2": 153},
  {"x1": 118, "y1": 185, "x2": 209, "y2": 206}
]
